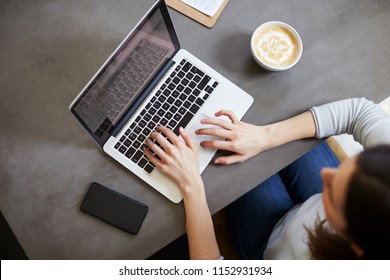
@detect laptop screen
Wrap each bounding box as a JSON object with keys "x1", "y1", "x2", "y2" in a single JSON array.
[{"x1": 70, "y1": 0, "x2": 179, "y2": 147}]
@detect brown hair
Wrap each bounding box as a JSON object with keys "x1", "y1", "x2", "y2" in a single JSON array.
[{"x1": 307, "y1": 145, "x2": 390, "y2": 259}]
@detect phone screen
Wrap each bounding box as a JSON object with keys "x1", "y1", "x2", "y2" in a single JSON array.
[{"x1": 80, "y1": 182, "x2": 148, "y2": 234}]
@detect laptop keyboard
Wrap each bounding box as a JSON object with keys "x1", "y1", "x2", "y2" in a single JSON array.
[{"x1": 114, "y1": 59, "x2": 219, "y2": 174}]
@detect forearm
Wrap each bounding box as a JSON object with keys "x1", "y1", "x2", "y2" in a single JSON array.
[
  {"x1": 182, "y1": 185, "x2": 220, "y2": 260},
  {"x1": 262, "y1": 111, "x2": 317, "y2": 150},
  {"x1": 198, "y1": 110, "x2": 317, "y2": 165},
  {"x1": 144, "y1": 126, "x2": 220, "y2": 259}
]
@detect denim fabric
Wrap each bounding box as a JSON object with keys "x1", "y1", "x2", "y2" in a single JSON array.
[{"x1": 226, "y1": 142, "x2": 340, "y2": 259}]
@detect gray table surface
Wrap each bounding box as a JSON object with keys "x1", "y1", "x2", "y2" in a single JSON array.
[{"x1": 1, "y1": 0, "x2": 389, "y2": 259}]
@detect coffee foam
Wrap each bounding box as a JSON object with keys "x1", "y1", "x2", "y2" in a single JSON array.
[{"x1": 253, "y1": 25, "x2": 300, "y2": 68}]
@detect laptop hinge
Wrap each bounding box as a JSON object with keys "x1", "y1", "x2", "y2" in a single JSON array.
[{"x1": 111, "y1": 59, "x2": 176, "y2": 137}]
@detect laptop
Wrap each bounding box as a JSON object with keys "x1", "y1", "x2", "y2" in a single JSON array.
[{"x1": 69, "y1": 0, "x2": 253, "y2": 203}]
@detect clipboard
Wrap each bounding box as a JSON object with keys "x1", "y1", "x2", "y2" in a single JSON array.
[{"x1": 166, "y1": 0, "x2": 229, "y2": 28}]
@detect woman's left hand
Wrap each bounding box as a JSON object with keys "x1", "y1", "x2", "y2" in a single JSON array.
[{"x1": 144, "y1": 126, "x2": 204, "y2": 197}]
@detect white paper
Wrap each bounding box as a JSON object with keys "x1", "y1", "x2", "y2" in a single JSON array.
[{"x1": 181, "y1": 0, "x2": 224, "y2": 17}]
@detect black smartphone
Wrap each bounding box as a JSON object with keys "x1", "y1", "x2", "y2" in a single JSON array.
[{"x1": 80, "y1": 182, "x2": 148, "y2": 235}]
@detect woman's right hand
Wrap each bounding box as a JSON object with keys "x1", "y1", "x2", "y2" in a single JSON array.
[
  {"x1": 196, "y1": 110, "x2": 271, "y2": 165},
  {"x1": 196, "y1": 109, "x2": 317, "y2": 165}
]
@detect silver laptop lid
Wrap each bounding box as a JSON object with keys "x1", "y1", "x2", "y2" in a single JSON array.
[{"x1": 70, "y1": 0, "x2": 180, "y2": 147}]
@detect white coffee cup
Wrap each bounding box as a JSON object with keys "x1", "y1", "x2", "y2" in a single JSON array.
[{"x1": 251, "y1": 21, "x2": 303, "y2": 71}]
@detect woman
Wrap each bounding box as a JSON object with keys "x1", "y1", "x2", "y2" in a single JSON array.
[{"x1": 144, "y1": 98, "x2": 390, "y2": 259}]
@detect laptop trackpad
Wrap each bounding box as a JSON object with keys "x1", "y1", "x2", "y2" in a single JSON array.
[{"x1": 186, "y1": 113, "x2": 224, "y2": 170}]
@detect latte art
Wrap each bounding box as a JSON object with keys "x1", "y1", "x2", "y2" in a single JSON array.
[
  {"x1": 253, "y1": 26, "x2": 299, "y2": 67},
  {"x1": 251, "y1": 22, "x2": 302, "y2": 71}
]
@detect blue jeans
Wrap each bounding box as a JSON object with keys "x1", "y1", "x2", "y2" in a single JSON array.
[{"x1": 226, "y1": 142, "x2": 340, "y2": 259}]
